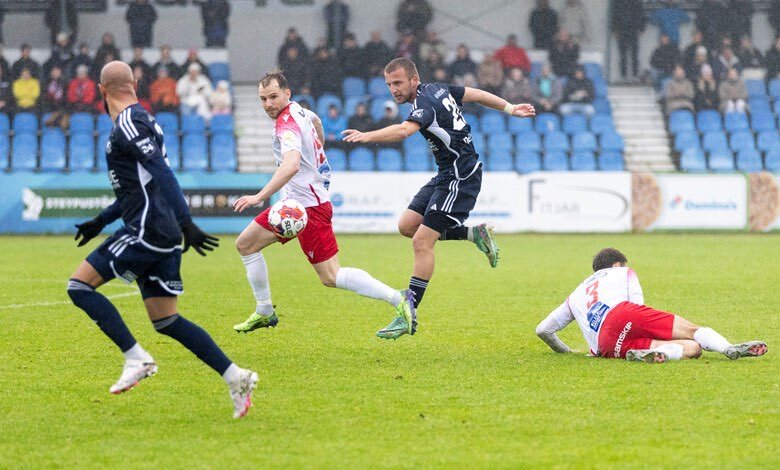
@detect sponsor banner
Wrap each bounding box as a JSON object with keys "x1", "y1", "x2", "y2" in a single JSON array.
[{"x1": 747, "y1": 172, "x2": 780, "y2": 232}]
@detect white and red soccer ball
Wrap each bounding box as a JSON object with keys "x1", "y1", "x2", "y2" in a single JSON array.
[{"x1": 268, "y1": 199, "x2": 308, "y2": 238}]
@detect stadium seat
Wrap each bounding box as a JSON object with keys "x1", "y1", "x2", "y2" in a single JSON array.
[
  {"x1": 563, "y1": 114, "x2": 588, "y2": 134},
  {"x1": 769, "y1": 79, "x2": 780, "y2": 99},
  {"x1": 751, "y1": 111, "x2": 776, "y2": 133},
  {"x1": 404, "y1": 151, "x2": 431, "y2": 171},
  {"x1": 749, "y1": 97, "x2": 772, "y2": 115},
  {"x1": 543, "y1": 131, "x2": 569, "y2": 152},
  {"x1": 679, "y1": 148, "x2": 707, "y2": 172},
  {"x1": 736, "y1": 149, "x2": 763, "y2": 172},
  {"x1": 317, "y1": 94, "x2": 342, "y2": 117},
  {"x1": 583, "y1": 63, "x2": 603, "y2": 80},
  {"x1": 709, "y1": 150, "x2": 735, "y2": 172},
  {"x1": 702, "y1": 131, "x2": 729, "y2": 152},
  {"x1": 724, "y1": 112, "x2": 749, "y2": 132},
  {"x1": 96, "y1": 132, "x2": 111, "y2": 170},
  {"x1": 326, "y1": 148, "x2": 347, "y2": 171},
  {"x1": 470, "y1": 132, "x2": 486, "y2": 156},
  {"x1": 348, "y1": 147, "x2": 375, "y2": 171},
  {"x1": 507, "y1": 115, "x2": 533, "y2": 134},
  {"x1": 165, "y1": 134, "x2": 180, "y2": 170},
  {"x1": 97, "y1": 113, "x2": 113, "y2": 133},
  {"x1": 515, "y1": 151, "x2": 541, "y2": 173},
  {"x1": 516, "y1": 131, "x2": 542, "y2": 153},
  {"x1": 0, "y1": 113, "x2": 9, "y2": 133},
  {"x1": 535, "y1": 113, "x2": 560, "y2": 133},
  {"x1": 463, "y1": 112, "x2": 479, "y2": 132},
  {"x1": 11, "y1": 134, "x2": 38, "y2": 170},
  {"x1": 668, "y1": 110, "x2": 695, "y2": 134},
  {"x1": 369, "y1": 98, "x2": 390, "y2": 121},
  {"x1": 398, "y1": 102, "x2": 412, "y2": 119},
  {"x1": 571, "y1": 151, "x2": 596, "y2": 171},
  {"x1": 674, "y1": 131, "x2": 701, "y2": 152},
  {"x1": 486, "y1": 153, "x2": 514, "y2": 171},
  {"x1": 68, "y1": 133, "x2": 95, "y2": 171},
  {"x1": 592, "y1": 77, "x2": 608, "y2": 98},
  {"x1": 543, "y1": 151, "x2": 568, "y2": 171},
  {"x1": 0, "y1": 134, "x2": 9, "y2": 168},
  {"x1": 745, "y1": 79, "x2": 767, "y2": 98},
  {"x1": 181, "y1": 114, "x2": 206, "y2": 134},
  {"x1": 757, "y1": 131, "x2": 780, "y2": 152},
  {"x1": 593, "y1": 98, "x2": 611, "y2": 115},
  {"x1": 600, "y1": 132, "x2": 625, "y2": 152},
  {"x1": 342, "y1": 77, "x2": 366, "y2": 98},
  {"x1": 210, "y1": 115, "x2": 234, "y2": 134},
  {"x1": 13, "y1": 113, "x2": 38, "y2": 134},
  {"x1": 572, "y1": 132, "x2": 597, "y2": 152},
  {"x1": 292, "y1": 94, "x2": 315, "y2": 110},
  {"x1": 368, "y1": 76, "x2": 390, "y2": 97},
  {"x1": 208, "y1": 62, "x2": 231, "y2": 83},
  {"x1": 729, "y1": 131, "x2": 755, "y2": 152},
  {"x1": 182, "y1": 134, "x2": 208, "y2": 170},
  {"x1": 376, "y1": 148, "x2": 403, "y2": 171},
  {"x1": 487, "y1": 133, "x2": 513, "y2": 155},
  {"x1": 210, "y1": 133, "x2": 237, "y2": 171},
  {"x1": 696, "y1": 110, "x2": 722, "y2": 133},
  {"x1": 598, "y1": 151, "x2": 624, "y2": 171},
  {"x1": 529, "y1": 62, "x2": 542, "y2": 79},
  {"x1": 403, "y1": 133, "x2": 429, "y2": 154},
  {"x1": 69, "y1": 113, "x2": 94, "y2": 134},
  {"x1": 343, "y1": 96, "x2": 365, "y2": 117},
  {"x1": 765, "y1": 149, "x2": 780, "y2": 172},
  {"x1": 480, "y1": 112, "x2": 506, "y2": 134},
  {"x1": 40, "y1": 130, "x2": 66, "y2": 171},
  {"x1": 589, "y1": 114, "x2": 614, "y2": 135}
]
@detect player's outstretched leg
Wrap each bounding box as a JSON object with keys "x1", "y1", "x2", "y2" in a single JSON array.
[
  {"x1": 440, "y1": 223, "x2": 500, "y2": 268},
  {"x1": 673, "y1": 317, "x2": 767, "y2": 360},
  {"x1": 234, "y1": 222, "x2": 279, "y2": 333}
]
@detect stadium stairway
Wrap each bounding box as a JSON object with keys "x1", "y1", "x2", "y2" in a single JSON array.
[
  {"x1": 609, "y1": 86, "x2": 675, "y2": 172},
  {"x1": 234, "y1": 84, "x2": 276, "y2": 172}
]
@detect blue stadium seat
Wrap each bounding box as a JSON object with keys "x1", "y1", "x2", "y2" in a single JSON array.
[
  {"x1": 516, "y1": 131, "x2": 542, "y2": 153},
  {"x1": 543, "y1": 151, "x2": 568, "y2": 171},
  {"x1": 0, "y1": 113, "x2": 9, "y2": 133},
  {"x1": 210, "y1": 115, "x2": 234, "y2": 134},
  {"x1": 593, "y1": 98, "x2": 611, "y2": 115},
  {"x1": 563, "y1": 114, "x2": 588, "y2": 134},
  {"x1": 181, "y1": 114, "x2": 206, "y2": 134},
  {"x1": 572, "y1": 132, "x2": 597, "y2": 152},
  {"x1": 40, "y1": 130, "x2": 66, "y2": 171},
  {"x1": 709, "y1": 150, "x2": 735, "y2": 172},
  {"x1": 702, "y1": 131, "x2": 729, "y2": 152},
  {"x1": 600, "y1": 131, "x2": 624, "y2": 152},
  {"x1": 463, "y1": 112, "x2": 479, "y2": 132},
  {"x1": 583, "y1": 63, "x2": 603, "y2": 80},
  {"x1": 11, "y1": 134, "x2": 38, "y2": 170},
  {"x1": 745, "y1": 79, "x2": 767, "y2": 98},
  {"x1": 773, "y1": 100, "x2": 780, "y2": 116},
  {"x1": 507, "y1": 116, "x2": 533, "y2": 134},
  {"x1": 724, "y1": 112, "x2": 749, "y2": 132},
  {"x1": 598, "y1": 151, "x2": 624, "y2": 171},
  {"x1": 68, "y1": 133, "x2": 95, "y2": 171},
  {"x1": 766, "y1": 149, "x2": 780, "y2": 172},
  {"x1": 480, "y1": 112, "x2": 506, "y2": 133},
  {"x1": 589, "y1": 114, "x2": 614, "y2": 135},
  {"x1": 529, "y1": 62, "x2": 542, "y2": 79},
  {"x1": 369, "y1": 98, "x2": 390, "y2": 121},
  {"x1": 543, "y1": 131, "x2": 569, "y2": 151},
  {"x1": 757, "y1": 131, "x2": 780, "y2": 152},
  {"x1": 182, "y1": 134, "x2": 208, "y2": 170},
  {"x1": 592, "y1": 77, "x2": 608, "y2": 98},
  {"x1": 571, "y1": 151, "x2": 596, "y2": 171},
  {"x1": 0, "y1": 134, "x2": 9, "y2": 168},
  {"x1": 404, "y1": 151, "x2": 431, "y2": 171},
  {"x1": 208, "y1": 62, "x2": 231, "y2": 83},
  {"x1": 487, "y1": 133, "x2": 513, "y2": 155},
  {"x1": 368, "y1": 76, "x2": 390, "y2": 97},
  {"x1": 96, "y1": 132, "x2": 111, "y2": 170},
  {"x1": 376, "y1": 148, "x2": 403, "y2": 171},
  {"x1": 292, "y1": 94, "x2": 315, "y2": 110},
  {"x1": 317, "y1": 94, "x2": 342, "y2": 117},
  {"x1": 697, "y1": 110, "x2": 722, "y2": 133},
  {"x1": 343, "y1": 96, "x2": 365, "y2": 117},
  {"x1": 327, "y1": 148, "x2": 347, "y2": 171},
  {"x1": 669, "y1": 110, "x2": 695, "y2": 134},
  {"x1": 515, "y1": 151, "x2": 541, "y2": 173},
  {"x1": 13, "y1": 113, "x2": 38, "y2": 134},
  {"x1": 679, "y1": 148, "x2": 707, "y2": 172},
  {"x1": 348, "y1": 147, "x2": 375, "y2": 171},
  {"x1": 736, "y1": 149, "x2": 763, "y2": 172},
  {"x1": 729, "y1": 131, "x2": 755, "y2": 152},
  {"x1": 210, "y1": 133, "x2": 237, "y2": 171},
  {"x1": 69, "y1": 113, "x2": 94, "y2": 134},
  {"x1": 470, "y1": 132, "x2": 486, "y2": 156},
  {"x1": 751, "y1": 111, "x2": 776, "y2": 133},
  {"x1": 342, "y1": 77, "x2": 366, "y2": 98},
  {"x1": 749, "y1": 97, "x2": 772, "y2": 115},
  {"x1": 403, "y1": 133, "x2": 429, "y2": 155},
  {"x1": 535, "y1": 113, "x2": 560, "y2": 133},
  {"x1": 486, "y1": 153, "x2": 514, "y2": 171},
  {"x1": 769, "y1": 79, "x2": 780, "y2": 99},
  {"x1": 674, "y1": 130, "x2": 701, "y2": 152},
  {"x1": 97, "y1": 113, "x2": 113, "y2": 133},
  {"x1": 163, "y1": 134, "x2": 180, "y2": 170}
]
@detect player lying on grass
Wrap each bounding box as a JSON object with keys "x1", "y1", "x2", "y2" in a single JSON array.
[
  {"x1": 536, "y1": 248, "x2": 768, "y2": 363},
  {"x1": 68, "y1": 61, "x2": 257, "y2": 419},
  {"x1": 342, "y1": 58, "x2": 536, "y2": 339},
  {"x1": 230, "y1": 71, "x2": 415, "y2": 338}
]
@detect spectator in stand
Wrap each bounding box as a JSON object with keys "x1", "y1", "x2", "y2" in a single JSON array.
[
  {"x1": 126, "y1": 0, "x2": 157, "y2": 48},
  {"x1": 209, "y1": 80, "x2": 232, "y2": 116},
  {"x1": 447, "y1": 44, "x2": 477, "y2": 85},
  {"x1": 280, "y1": 47, "x2": 310, "y2": 95},
  {"x1": 70, "y1": 43, "x2": 92, "y2": 80},
  {"x1": 153, "y1": 45, "x2": 182, "y2": 80},
  {"x1": 364, "y1": 31, "x2": 394, "y2": 76},
  {"x1": 533, "y1": 64, "x2": 563, "y2": 114},
  {"x1": 395, "y1": 31, "x2": 418, "y2": 61},
  {"x1": 477, "y1": 54, "x2": 504, "y2": 95},
  {"x1": 94, "y1": 33, "x2": 120, "y2": 71},
  {"x1": 0, "y1": 45, "x2": 9, "y2": 76},
  {"x1": 683, "y1": 31, "x2": 705, "y2": 73},
  {"x1": 375, "y1": 100, "x2": 402, "y2": 149},
  {"x1": 432, "y1": 67, "x2": 448, "y2": 84},
  {"x1": 92, "y1": 51, "x2": 116, "y2": 82},
  {"x1": 310, "y1": 47, "x2": 342, "y2": 97},
  {"x1": 650, "y1": 0, "x2": 690, "y2": 45},
  {"x1": 12, "y1": 45, "x2": 40, "y2": 80},
  {"x1": 183, "y1": 49, "x2": 210, "y2": 80},
  {"x1": 396, "y1": 0, "x2": 433, "y2": 39},
  {"x1": 549, "y1": 30, "x2": 580, "y2": 78},
  {"x1": 418, "y1": 31, "x2": 447, "y2": 63},
  {"x1": 177, "y1": 63, "x2": 213, "y2": 120},
  {"x1": 347, "y1": 102, "x2": 373, "y2": 133},
  {"x1": 529, "y1": 0, "x2": 559, "y2": 49},
  {"x1": 727, "y1": 0, "x2": 752, "y2": 45},
  {"x1": 321, "y1": 104, "x2": 347, "y2": 147},
  {"x1": 770, "y1": 2, "x2": 780, "y2": 39},
  {"x1": 735, "y1": 36, "x2": 763, "y2": 69},
  {"x1": 129, "y1": 47, "x2": 152, "y2": 80},
  {"x1": 42, "y1": 65, "x2": 67, "y2": 114},
  {"x1": 611, "y1": 0, "x2": 646, "y2": 82},
  {"x1": 560, "y1": 66, "x2": 595, "y2": 116},
  {"x1": 150, "y1": 67, "x2": 179, "y2": 113},
  {"x1": 323, "y1": 0, "x2": 350, "y2": 51},
  {"x1": 560, "y1": 0, "x2": 589, "y2": 45},
  {"x1": 0, "y1": 64, "x2": 13, "y2": 114},
  {"x1": 712, "y1": 47, "x2": 740, "y2": 81},
  {"x1": 12, "y1": 68, "x2": 39, "y2": 112},
  {"x1": 765, "y1": 37, "x2": 780, "y2": 82},
  {"x1": 133, "y1": 65, "x2": 152, "y2": 112},
  {"x1": 663, "y1": 65, "x2": 695, "y2": 114},
  {"x1": 494, "y1": 35, "x2": 531, "y2": 75},
  {"x1": 338, "y1": 33, "x2": 364, "y2": 77},
  {"x1": 718, "y1": 68, "x2": 747, "y2": 114},
  {"x1": 277, "y1": 28, "x2": 310, "y2": 66},
  {"x1": 649, "y1": 34, "x2": 680, "y2": 91},
  {"x1": 694, "y1": 64, "x2": 719, "y2": 111},
  {"x1": 44, "y1": 32, "x2": 74, "y2": 80},
  {"x1": 419, "y1": 50, "x2": 445, "y2": 82},
  {"x1": 45, "y1": 0, "x2": 78, "y2": 45},
  {"x1": 67, "y1": 64, "x2": 97, "y2": 113},
  {"x1": 696, "y1": 0, "x2": 728, "y2": 53},
  {"x1": 686, "y1": 46, "x2": 710, "y2": 81},
  {"x1": 501, "y1": 68, "x2": 534, "y2": 105},
  {"x1": 200, "y1": 0, "x2": 231, "y2": 47}
]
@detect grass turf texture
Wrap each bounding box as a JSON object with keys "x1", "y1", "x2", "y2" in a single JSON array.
[{"x1": 0, "y1": 233, "x2": 778, "y2": 467}]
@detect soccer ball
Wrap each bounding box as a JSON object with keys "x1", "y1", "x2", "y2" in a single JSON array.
[{"x1": 268, "y1": 199, "x2": 308, "y2": 238}]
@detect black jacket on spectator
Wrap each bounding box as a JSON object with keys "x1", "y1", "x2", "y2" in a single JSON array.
[
  {"x1": 364, "y1": 38, "x2": 394, "y2": 76},
  {"x1": 310, "y1": 49, "x2": 343, "y2": 97},
  {"x1": 771, "y1": 2, "x2": 780, "y2": 39},
  {"x1": 12, "y1": 57, "x2": 40, "y2": 80},
  {"x1": 282, "y1": 55, "x2": 311, "y2": 95},
  {"x1": 529, "y1": 4, "x2": 559, "y2": 49},
  {"x1": 43, "y1": 44, "x2": 74, "y2": 80},
  {"x1": 278, "y1": 37, "x2": 310, "y2": 66},
  {"x1": 126, "y1": 2, "x2": 158, "y2": 48},
  {"x1": 562, "y1": 76, "x2": 594, "y2": 104},
  {"x1": 736, "y1": 46, "x2": 762, "y2": 69},
  {"x1": 694, "y1": 78, "x2": 719, "y2": 111},
  {"x1": 448, "y1": 57, "x2": 477, "y2": 80},
  {"x1": 70, "y1": 52, "x2": 93, "y2": 80},
  {"x1": 95, "y1": 43, "x2": 120, "y2": 71},
  {"x1": 650, "y1": 43, "x2": 681, "y2": 76},
  {"x1": 338, "y1": 42, "x2": 364, "y2": 77},
  {"x1": 44, "y1": 0, "x2": 78, "y2": 45},
  {"x1": 153, "y1": 60, "x2": 182, "y2": 81},
  {"x1": 130, "y1": 58, "x2": 153, "y2": 81},
  {"x1": 549, "y1": 38, "x2": 580, "y2": 78},
  {"x1": 727, "y1": 0, "x2": 753, "y2": 44},
  {"x1": 696, "y1": 0, "x2": 728, "y2": 51},
  {"x1": 347, "y1": 111, "x2": 373, "y2": 133},
  {"x1": 201, "y1": 0, "x2": 231, "y2": 47},
  {"x1": 396, "y1": 0, "x2": 433, "y2": 35},
  {"x1": 765, "y1": 46, "x2": 780, "y2": 82},
  {"x1": 324, "y1": 1, "x2": 350, "y2": 50},
  {"x1": 0, "y1": 67, "x2": 14, "y2": 114}
]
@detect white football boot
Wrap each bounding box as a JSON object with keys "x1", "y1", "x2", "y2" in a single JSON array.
[
  {"x1": 229, "y1": 368, "x2": 259, "y2": 419},
  {"x1": 724, "y1": 341, "x2": 768, "y2": 360},
  {"x1": 109, "y1": 359, "x2": 158, "y2": 394}
]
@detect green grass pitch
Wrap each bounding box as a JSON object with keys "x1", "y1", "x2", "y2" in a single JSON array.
[{"x1": 0, "y1": 233, "x2": 778, "y2": 467}]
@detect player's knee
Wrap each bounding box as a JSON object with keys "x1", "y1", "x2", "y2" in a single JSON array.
[
  {"x1": 690, "y1": 342, "x2": 703, "y2": 358},
  {"x1": 398, "y1": 222, "x2": 416, "y2": 238},
  {"x1": 235, "y1": 235, "x2": 253, "y2": 256},
  {"x1": 412, "y1": 233, "x2": 434, "y2": 253},
  {"x1": 67, "y1": 278, "x2": 94, "y2": 305}
]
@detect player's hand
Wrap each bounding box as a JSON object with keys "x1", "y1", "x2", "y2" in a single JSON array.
[
  {"x1": 74, "y1": 217, "x2": 106, "y2": 247},
  {"x1": 510, "y1": 103, "x2": 536, "y2": 118},
  {"x1": 233, "y1": 194, "x2": 265, "y2": 213},
  {"x1": 181, "y1": 220, "x2": 219, "y2": 256},
  {"x1": 341, "y1": 129, "x2": 366, "y2": 143}
]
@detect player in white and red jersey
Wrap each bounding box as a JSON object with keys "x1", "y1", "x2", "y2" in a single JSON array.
[
  {"x1": 230, "y1": 71, "x2": 415, "y2": 336},
  {"x1": 536, "y1": 248, "x2": 767, "y2": 363}
]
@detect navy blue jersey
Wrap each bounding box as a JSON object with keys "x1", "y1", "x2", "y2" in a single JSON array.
[
  {"x1": 405, "y1": 83, "x2": 479, "y2": 177},
  {"x1": 103, "y1": 104, "x2": 189, "y2": 250}
]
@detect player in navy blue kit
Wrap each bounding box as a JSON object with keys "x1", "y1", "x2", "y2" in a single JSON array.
[
  {"x1": 343, "y1": 58, "x2": 535, "y2": 338},
  {"x1": 66, "y1": 61, "x2": 257, "y2": 418}
]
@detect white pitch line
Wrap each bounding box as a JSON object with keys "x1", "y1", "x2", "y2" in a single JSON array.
[{"x1": 0, "y1": 291, "x2": 139, "y2": 311}]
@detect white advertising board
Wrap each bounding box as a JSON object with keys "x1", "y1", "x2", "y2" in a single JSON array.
[{"x1": 649, "y1": 174, "x2": 747, "y2": 230}]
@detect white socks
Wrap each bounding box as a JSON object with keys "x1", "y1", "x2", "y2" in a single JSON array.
[
  {"x1": 241, "y1": 252, "x2": 273, "y2": 315},
  {"x1": 655, "y1": 343, "x2": 684, "y2": 360},
  {"x1": 222, "y1": 363, "x2": 241, "y2": 384},
  {"x1": 693, "y1": 327, "x2": 732, "y2": 353},
  {"x1": 336, "y1": 267, "x2": 402, "y2": 307},
  {"x1": 466, "y1": 226, "x2": 475, "y2": 242},
  {"x1": 124, "y1": 343, "x2": 152, "y2": 362}
]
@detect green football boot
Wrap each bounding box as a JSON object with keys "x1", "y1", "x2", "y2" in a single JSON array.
[
  {"x1": 376, "y1": 290, "x2": 418, "y2": 340},
  {"x1": 233, "y1": 311, "x2": 279, "y2": 333},
  {"x1": 473, "y1": 223, "x2": 500, "y2": 268},
  {"x1": 376, "y1": 316, "x2": 411, "y2": 340}
]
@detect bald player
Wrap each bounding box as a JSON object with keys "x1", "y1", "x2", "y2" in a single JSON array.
[{"x1": 67, "y1": 61, "x2": 258, "y2": 419}]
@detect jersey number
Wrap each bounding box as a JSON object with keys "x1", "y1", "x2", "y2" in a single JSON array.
[
  {"x1": 585, "y1": 281, "x2": 599, "y2": 309},
  {"x1": 442, "y1": 95, "x2": 466, "y2": 131}
]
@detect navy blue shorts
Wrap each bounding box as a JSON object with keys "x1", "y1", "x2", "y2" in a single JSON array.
[
  {"x1": 86, "y1": 229, "x2": 183, "y2": 299},
  {"x1": 408, "y1": 166, "x2": 483, "y2": 233}
]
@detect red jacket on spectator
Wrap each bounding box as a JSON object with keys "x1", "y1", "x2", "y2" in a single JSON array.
[
  {"x1": 67, "y1": 76, "x2": 98, "y2": 112},
  {"x1": 494, "y1": 35, "x2": 531, "y2": 73}
]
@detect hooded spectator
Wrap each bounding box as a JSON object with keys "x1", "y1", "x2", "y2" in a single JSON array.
[
  {"x1": 694, "y1": 64, "x2": 719, "y2": 111},
  {"x1": 549, "y1": 30, "x2": 580, "y2": 78},
  {"x1": 650, "y1": 0, "x2": 690, "y2": 45},
  {"x1": 532, "y1": 64, "x2": 563, "y2": 113},
  {"x1": 560, "y1": 66, "x2": 595, "y2": 116},
  {"x1": 718, "y1": 68, "x2": 747, "y2": 113},
  {"x1": 663, "y1": 65, "x2": 694, "y2": 113},
  {"x1": 12, "y1": 44, "x2": 40, "y2": 80},
  {"x1": 126, "y1": 0, "x2": 157, "y2": 48},
  {"x1": 310, "y1": 47, "x2": 343, "y2": 97},
  {"x1": 153, "y1": 45, "x2": 182, "y2": 80},
  {"x1": 364, "y1": 31, "x2": 394, "y2": 76},
  {"x1": 448, "y1": 44, "x2": 478, "y2": 84},
  {"x1": 735, "y1": 36, "x2": 763, "y2": 69},
  {"x1": 277, "y1": 28, "x2": 310, "y2": 66},
  {"x1": 560, "y1": 0, "x2": 589, "y2": 45},
  {"x1": 176, "y1": 62, "x2": 213, "y2": 120},
  {"x1": 529, "y1": 0, "x2": 559, "y2": 49},
  {"x1": 418, "y1": 31, "x2": 447, "y2": 63},
  {"x1": 611, "y1": 0, "x2": 646, "y2": 80},
  {"x1": 339, "y1": 33, "x2": 365, "y2": 77},
  {"x1": 494, "y1": 35, "x2": 531, "y2": 74},
  {"x1": 323, "y1": 0, "x2": 350, "y2": 50},
  {"x1": 209, "y1": 80, "x2": 232, "y2": 115},
  {"x1": 200, "y1": 0, "x2": 231, "y2": 47},
  {"x1": 67, "y1": 64, "x2": 97, "y2": 113},
  {"x1": 150, "y1": 67, "x2": 179, "y2": 113},
  {"x1": 12, "y1": 68, "x2": 39, "y2": 111},
  {"x1": 396, "y1": 0, "x2": 433, "y2": 38},
  {"x1": 280, "y1": 47, "x2": 310, "y2": 95},
  {"x1": 477, "y1": 54, "x2": 504, "y2": 95},
  {"x1": 501, "y1": 68, "x2": 534, "y2": 105}
]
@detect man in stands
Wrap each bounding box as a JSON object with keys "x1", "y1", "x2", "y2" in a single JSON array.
[
  {"x1": 67, "y1": 64, "x2": 98, "y2": 113},
  {"x1": 494, "y1": 34, "x2": 531, "y2": 75}
]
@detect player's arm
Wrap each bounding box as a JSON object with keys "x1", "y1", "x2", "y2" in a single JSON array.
[
  {"x1": 462, "y1": 87, "x2": 536, "y2": 118},
  {"x1": 303, "y1": 109, "x2": 325, "y2": 145},
  {"x1": 74, "y1": 199, "x2": 122, "y2": 247},
  {"x1": 627, "y1": 268, "x2": 644, "y2": 304},
  {"x1": 234, "y1": 150, "x2": 301, "y2": 212},
  {"x1": 342, "y1": 120, "x2": 420, "y2": 144},
  {"x1": 535, "y1": 301, "x2": 576, "y2": 353}
]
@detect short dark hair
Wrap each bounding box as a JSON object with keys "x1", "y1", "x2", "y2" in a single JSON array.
[
  {"x1": 384, "y1": 58, "x2": 419, "y2": 78},
  {"x1": 592, "y1": 248, "x2": 627, "y2": 272},
  {"x1": 259, "y1": 70, "x2": 289, "y2": 89}
]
